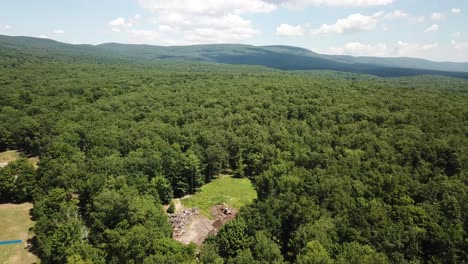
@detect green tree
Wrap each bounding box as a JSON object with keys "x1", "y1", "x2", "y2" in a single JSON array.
[
  {"x1": 216, "y1": 218, "x2": 250, "y2": 258},
  {"x1": 335, "y1": 242, "x2": 389, "y2": 264},
  {"x1": 200, "y1": 243, "x2": 224, "y2": 264},
  {"x1": 296, "y1": 240, "x2": 333, "y2": 264},
  {"x1": 252, "y1": 231, "x2": 283, "y2": 264},
  {"x1": 150, "y1": 175, "x2": 174, "y2": 204},
  {"x1": 0, "y1": 158, "x2": 36, "y2": 202}
]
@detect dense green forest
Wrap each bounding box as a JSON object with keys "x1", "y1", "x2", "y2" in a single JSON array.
[{"x1": 0, "y1": 46, "x2": 467, "y2": 264}]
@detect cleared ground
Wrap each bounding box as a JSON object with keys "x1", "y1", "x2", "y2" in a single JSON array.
[
  {"x1": 181, "y1": 175, "x2": 257, "y2": 217},
  {"x1": 0, "y1": 151, "x2": 20, "y2": 168},
  {"x1": 0, "y1": 203, "x2": 38, "y2": 264},
  {"x1": 0, "y1": 150, "x2": 39, "y2": 168},
  {"x1": 171, "y1": 176, "x2": 256, "y2": 246}
]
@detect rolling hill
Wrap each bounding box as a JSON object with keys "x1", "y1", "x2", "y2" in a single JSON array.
[{"x1": 1, "y1": 34, "x2": 468, "y2": 78}]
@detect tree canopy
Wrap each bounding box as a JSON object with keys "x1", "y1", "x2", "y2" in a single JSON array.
[{"x1": 0, "y1": 48, "x2": 467, "y2": 263}]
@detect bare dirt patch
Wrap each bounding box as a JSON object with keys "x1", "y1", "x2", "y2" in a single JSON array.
[
  {"x1": 166, "y1": 177, "x2": 255, "y2": 246},
  {"x1": 170, "y1": 204, "x2": 237, "y2": 246}
]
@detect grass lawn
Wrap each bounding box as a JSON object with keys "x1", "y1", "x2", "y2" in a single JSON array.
[
  {"x1": 0, "y1": 203, "x2": 39, "y2": 264},
  {"x1": 181, "y1": 175, "x2": 257, "y2": 217}
]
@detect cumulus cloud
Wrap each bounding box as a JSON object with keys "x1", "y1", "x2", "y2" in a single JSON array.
[
  {"x1": 138, "y1": 0, "x2": 276, "y2": 14},
  {"x1": 424, "y1": 24, "x2": 439, "y2": 33},
  {"x1": 122, "y1": 14, "x2": 260, "y2": 44},
  {"x1": 312, "y1": 13, "x2": 381, "y2": 34},
  {"x1": 109, "y1": 14, "x2": 142, "y2": 35},
  {"x1": 39, "y1": 34, "x2": 49, "y2": 39},
  {"x1": 431, "y1": 12, "x2": 445, "y2": 20},
  {"x1": 408, "y1": 16, "x2": 425, "y2": 23},
  {"x1": 310, "y1": 39, "x2": 467, "y2": 62},
  {"x1": 53, "y1": 29, "x2": 65, "y2": 34},
  {"x1": 109, "y1": 15, "x2": 141, "y2": 28},
  {"x1": 316, "y1": 41, "x2": 439, "y2": 58},
  {"x1": 276, "y1": 0, "x2": 393, "y2": 8},
  {"x1": 110, "y1": 0, "x2": 276, "y2": 44},
  {"x1": 338, "y1": 42, "x2": 389, "y2": 57},
  {"x1": 384, "y1": 10, "x2": 408, "y2": 19},
  {"x1": 383, "y1": 11, "x2": 429, "y2": 25},
  {"x1": 451, "y1": 8, "x2": 461, "y2": 14},
  {"x1": 0, "y1": 24, "x2": 12, "y2": 30},
  {"x1": 182, "y1": 14, "x2": 260, "y2": 43},
  {"x1": 451, "y1": 40, "x2": 468, "y2": 50},
  {"x1": 276, "y1": 24, "x2": 304, "y2": 36}
]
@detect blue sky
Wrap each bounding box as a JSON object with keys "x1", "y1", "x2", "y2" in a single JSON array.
[{"x1": 1, "y1": 0, "x2": 467, "y2": 61}]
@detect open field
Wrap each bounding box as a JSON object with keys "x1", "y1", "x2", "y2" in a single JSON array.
[
  {"x1": 181, "y1": 175, "x2": 257, "y2": 217},
  {"x1": 0, "y1": 203, "x2": 38, "y2": 264}
]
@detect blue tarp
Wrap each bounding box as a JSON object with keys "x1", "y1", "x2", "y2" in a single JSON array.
[{"x1": 0, "y1": 240, "x2": 22, "y2": 245}]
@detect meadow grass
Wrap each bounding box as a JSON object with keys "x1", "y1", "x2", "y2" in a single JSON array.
[
  {"x1": 0, "y1": 150, "x2": 21, "y2": 164},
  {"x1": 0, "y1": 150, "x2": 39, "y2": 168},
  {"x1": 181, "y1": 175, "x2": 257, "y2": 217},
  {"x1": 0, "y1": 203, "x2": 38, "y2": 264}
]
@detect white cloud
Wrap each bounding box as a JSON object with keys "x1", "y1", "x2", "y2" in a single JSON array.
[
  {"x1": 183, "y1": 14, "x2": 260, "y2": 43},
  {"x1": 421, "y1": 43, "x2": 439, "y2": 50},
  {"x1": 0, "y1": 24, "x2": 12, "y2": 30},
  {"x1": 431, "y1": 12, "x2": 445, "y2": 20},
  {"x1": 109, "y1": 17, "x2": 133, "y2": 28},
  {"x1": 450, "y1": 40, "x2": 468, "y2": 61},
  {"x1": 110, "y1": 0, "x2": 275, "y2": 44},
  {"x1": 138, "y1": 0, "x2": 276, "y2": 15},
  {"x1": 53, "y1": 29, "x2": 65, "y2": 34},
  {"x1": 277, "y1": 0, "x2": 393, "y2": 8},
  {"x1": 424, "y1": 24, "x2": 439, "y2": 33},
  {"x1": 384, "y1": 11, "x2": 429, "y2": 25},
  {"x1": 451, "y1": 8, "x2": 461, "y2": 14},
  {"x1": 451, "y1": 40, "x2": 468, "y2": 50},
  {"x1": 119, "y1": 14, "x2": 260, "y2": 45},
  {"x1": 276, "y1": 24, "x2": 304, "y2": 36},
  {"x1": 342, "y1": 42, "x2": 389, "y2": 57},
  {"x1": 312, "y1": 13, "x2": 381, "y2": 34},
  {"x1": 409, "y1": 16, "x2": 425, "y2": 23},
  {"x1": 453, "y1": 32, "x2": 461, "y2": 38},
  {"x1": 158, "y1": 25, "x2": 173, "y2": 32},
  {"x1": 316, "y1": 41, "x2": 440, "y2": 59},
  {"x1": 39, "y1": 35, "x2": 49, "y2": 39},
  {"x1": 384, "y1": 10, "x2": 408, "y2": 19},
  {"x1": 109, "y1": 14, "x2": 147, "y2": 35}
]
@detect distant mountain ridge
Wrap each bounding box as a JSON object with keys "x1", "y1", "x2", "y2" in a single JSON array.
[{"x1": 1, "y1": 34, "x2": 468, "y2": 78}]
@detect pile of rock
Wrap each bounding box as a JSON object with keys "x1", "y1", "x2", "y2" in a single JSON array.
[{"x1": 169, "y1": 208, "x2": 199, "y2": 237}]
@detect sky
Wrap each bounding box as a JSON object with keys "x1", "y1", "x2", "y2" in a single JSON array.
[{"x1": 1, "y1": 0, "x2": 467, "y2": 62}]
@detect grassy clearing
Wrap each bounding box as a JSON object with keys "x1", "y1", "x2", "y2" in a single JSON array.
[
  {"x1": 0, "y1": 203, "x2": 38, "y2": 264},
  {"x1": 181, "y1": 175, "x2": 257, "y2": 217},
  {"x1": 0, "y1": 150, "x2": 39, "y2": 168},
  {"x1": 0, "y1": 151, "x2": 21, "y2": 166}
]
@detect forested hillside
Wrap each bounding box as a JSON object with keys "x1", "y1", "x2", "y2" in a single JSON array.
[
  {"x1": 0, "y1": 47, "x2": 467, "y2": 264},
  {"x1": 2, "y1": 34, "x2": 468, "y2": 79}
]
